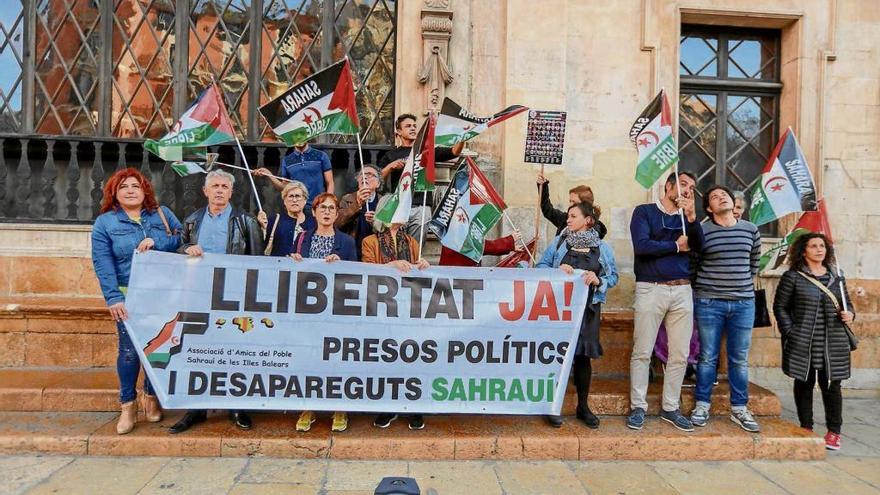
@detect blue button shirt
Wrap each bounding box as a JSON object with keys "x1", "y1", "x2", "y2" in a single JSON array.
[
  {"x1": 278, "y1": 146, "x2": 331, "y2": 204},
  {"x1": 200, "y1": 204, "x2": 232, "y2": 254}
]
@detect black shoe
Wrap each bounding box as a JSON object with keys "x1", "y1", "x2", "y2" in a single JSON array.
[
  {"x1": 231, "y1": 411, "x2": 252, "y2": 430},
  {"x1": 576, "y1": 406, "x2": 600, "y2": 429},
  {"x1": 169, "y1": 410, "x2": 206, "y2": 434},
  {"x1": 408, "y1": 415, "x2": 425, "y2": 430},
  {"x1": 373, "y1": 413, "x2": 398, "y2": 428},
  {"x1": 546, "y1": 415, "x2": 564, "y2": 428}
]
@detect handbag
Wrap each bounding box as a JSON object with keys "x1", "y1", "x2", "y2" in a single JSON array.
[
  {"x1": 753, "y1": 288, "x2": 772, "y2": 328},
  {"x1": 797, "y1": 271, "x2": 858, "y2": 351}
]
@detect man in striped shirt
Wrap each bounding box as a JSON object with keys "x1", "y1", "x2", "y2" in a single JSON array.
[{"x1": 690, "y1": 185, "x2": 762, "y2": 432}]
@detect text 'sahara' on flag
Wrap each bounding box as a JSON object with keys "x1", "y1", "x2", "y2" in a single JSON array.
[
  {"x1": 259, "y1": 59, "x2": 359, "y2": 145},
  {"x1": 428, "y1": 157, "x2": 507, "y2": 263},
  {"x1": 759, "y1": 199, "x2": 832, "y2": 272},
  {"x1": 435, "y1": 97, "x2": 528, "y2": 147},
  {"x1": 145, "y1": 84, "x2": 235, "y2": 161},
  {"x1": 629, "y1": 90, "x2": 679, "y2": 189},
  {"x1": 749, "y1": 128, "x2": 818, "y2": 226},
  {"x1": 374, "y1": 120, "x2": 430, "y2": 225}
]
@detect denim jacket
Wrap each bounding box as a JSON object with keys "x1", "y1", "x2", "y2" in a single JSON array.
[
  {"x1": 536, "y1": 234, "x2": 619, "y2": 305},
  {"x1": 91, "y1": 206, "x2": 182, "y2": 305}
]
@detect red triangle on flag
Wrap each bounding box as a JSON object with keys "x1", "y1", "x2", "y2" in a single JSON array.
[
  {"x1": 192, "y1": 84, "x2": 236, "y2": 137},
  {"x1": 795, "y1": 199, "x2": 832, "y2": 241},
  {"x1": 328, "y1": 59, "x2": 360, "y2": 130},
  {"x1": 467, "y1": 157, "x2": 507, "y2": 210}
]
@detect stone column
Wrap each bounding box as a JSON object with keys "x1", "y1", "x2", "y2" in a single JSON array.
[{"x1": 418, "y1": 0, "x2": 454, "y2": 114}]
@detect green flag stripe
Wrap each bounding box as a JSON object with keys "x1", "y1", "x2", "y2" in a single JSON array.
[{"x1": 635, "y1": 134, "x2": 678, "y2": 188}]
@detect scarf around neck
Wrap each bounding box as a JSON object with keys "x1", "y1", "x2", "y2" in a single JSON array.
[
  {"x1": 377, "y1": 229, "x2": 414, "y2": 263},
  {"x1": 565, "y1": 228, "x2": 601, "y2": 250}
]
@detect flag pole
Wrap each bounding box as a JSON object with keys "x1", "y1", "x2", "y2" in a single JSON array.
[
  {"x1": 214, "y1": 161, "x2": 293, "y2": 184},
  {"x1": 417, "y1": 193, "x2": 429, "y2": 260},
  {"x1": 836, "y1": 264, "x2": 849, "y2": 312},
  {"x1": 209, "y1": 77, "x2": 263, "y2": 212},
  {"x1": 356, "y1": 131, "x2": 370, "y2": 213},
  {"x1": 672, "y1": 162, "x2": 686, "y2": 235},
  {"x1": 533, "y1": 164, "x2": 544, "y2": 267},
  {"x1": 503, "y1": 211, "x2": 536, "y2": 264}
]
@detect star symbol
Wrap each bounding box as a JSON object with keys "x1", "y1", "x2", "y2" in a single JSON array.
[
  {"x1": 770, "y1": 183, "x2": 784, "y2": 192},
  {"x1": 303, "y1": 114, "x2": 313, "y2": 125},
  {"x1": 637, "y1": 137, "x2": 650, "y2": 147},
  {"x1": 456, "y1": 211, "x2": 467, "y2": 223},
  {"x1": 402, "y1": 181, "x2": 410, "y2": 191}
]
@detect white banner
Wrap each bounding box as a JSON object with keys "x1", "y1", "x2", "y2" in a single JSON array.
[{"x1": 125, "y1": 251, "x2": 590, "y2": 415}]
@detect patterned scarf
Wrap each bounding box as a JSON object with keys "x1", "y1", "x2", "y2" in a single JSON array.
[
  {"x1": 377, "y1": 229, "x2": 414, "y2": 263},
  {"x1": 565, "y1": 228, "x2": 601, "y2": 249}
]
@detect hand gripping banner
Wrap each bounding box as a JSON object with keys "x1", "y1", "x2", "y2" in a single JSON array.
[{"x1": 124, "y1": 251, "x2": 590, "y2": 415}]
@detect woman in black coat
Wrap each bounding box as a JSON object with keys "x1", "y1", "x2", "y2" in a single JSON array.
[{"x1": 773, "y1": 233, "x2": 855, "y2": 451}]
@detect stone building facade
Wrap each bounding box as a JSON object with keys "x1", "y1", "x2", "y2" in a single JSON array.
[{"x1": 1, "y1": 0, "x2": 877, "y2": 389}]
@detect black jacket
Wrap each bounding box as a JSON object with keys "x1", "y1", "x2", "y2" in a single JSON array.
[
  {"x1": 773, "y1": 269, "x2": 855, "y2": 382},
  {"x1": 179, "y1": 207, "x2": 265, "y2": 256},
  {"x1": 540, "y1": 181, "x2": 607, "y2": 238}
]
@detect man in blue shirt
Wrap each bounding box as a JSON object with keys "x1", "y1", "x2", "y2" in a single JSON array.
[
  {"x1": 627, "y1": 171, "x2": 704, "y2": 433},
  {"x1": 253, "y1": 141, "x2": 334, "y2": 208},
  {"x1": 172, "y1": 170, "x2": 264, "y2": 434}
]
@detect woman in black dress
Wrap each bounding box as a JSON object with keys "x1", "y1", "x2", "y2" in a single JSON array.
[
  {"x1": 773, "y1": 233, "x2": 855, "y2": 451},
  {"x1": 536, "y1": 202, "x2": 619, "y2": 428}
]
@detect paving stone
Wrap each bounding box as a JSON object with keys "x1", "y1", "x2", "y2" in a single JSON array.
[
  {"x1": 220, "y1": 414, "x2": 330, "y2": 458},
  {"x1": 329, "y1": 415, "x2": 454, "y2": 460},
  {"x1": 828, "y1": 457, "x2": 880, "y2": 489},
  {"x1": 840, "y1": 423, "x2": 880, "y2": 457},
  {"x1": 409, "y1": 460, "x2": 502, "y2": 495},
  {"x1": 750, "y1": 460, "x2": 880, "y2": 495},
  {"x1": 225, "y1": 483, "x2": 321, "y2": 495},
  {"x1": 239, "y1": 458, "x2": 328, "y2": 485},
  {"x1": 138, "y1": 458, "x2": 247, "y2": 495},
  {"x1": 323, "y1": 460, "x2": 408, "y2": 491},
  {"x1": 88, "y1": 411, "x2": 222, "y2": 457},
  {"x1": 569, "y1": 461, "x2": 677, "y2": 494},
  {"x1": 494, "y1": 461, "x2": 587, "y2": 495},
  {"x1": 0, "y1": 456, "x2": 73, "y2": 495},
  {"x1": 651, "y1": 461, "x2": 787, "y2": 494},
  {"x1": 24, "y1": 457, "x2": 167, "y2": 495}
]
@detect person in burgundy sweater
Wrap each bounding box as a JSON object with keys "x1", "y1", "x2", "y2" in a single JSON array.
[{"x1": 439, "y1": 230, "x2": 523, "y2": 266}]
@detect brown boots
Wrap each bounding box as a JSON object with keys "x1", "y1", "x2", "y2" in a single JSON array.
[
  {"x1": 116, "y1": 401, "x2": 137, "y2": 434},
  {"x1": 142, "y1": 394, "x2": 163, "y2": 423},
  {"x1": 117, "y1": 395, "x2": 163, "y2": 435}
]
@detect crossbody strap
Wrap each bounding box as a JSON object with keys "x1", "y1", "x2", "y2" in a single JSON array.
[
  {"x1": 155, "y1": 206, "x2": 172, "y2": 236},
  {"x1": 797, "y1": 271, "x2": 841, "y2": 312},
  {"x1": 264, "y1": 214, "x2": 280, "y2": 256}
]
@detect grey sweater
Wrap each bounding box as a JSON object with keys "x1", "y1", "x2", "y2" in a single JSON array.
[{"x1": 693, "y1": 219, "x2": 761, "y2": 300}]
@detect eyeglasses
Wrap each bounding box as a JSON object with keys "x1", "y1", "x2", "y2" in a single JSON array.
[{"x1": 316, "y1": 204, "x2": 337, "y2": 212}]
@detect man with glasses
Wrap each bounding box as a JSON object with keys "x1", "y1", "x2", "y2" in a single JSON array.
[
  {"x1": 627, "y1": 171, "x2": 704, "y2": 432},
  {"x1": 336, "y1": 165, "x2": 383, "y2": 259}
]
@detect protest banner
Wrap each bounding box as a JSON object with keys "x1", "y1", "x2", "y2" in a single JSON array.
[{"x1": 124, "y1": 251, "x2": 590, "y2": 415}]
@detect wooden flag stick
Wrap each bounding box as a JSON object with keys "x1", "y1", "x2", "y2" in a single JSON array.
[
  {"x1": 672, "y1": 162, "x2": 686, "y2": 235},
  {"x1": 533, "y1": 164, "x2": 544, "y2": 266},
  {"x1": 503, "y1": 211, "x2": 536, "y2": 265},
  {"x1": 417, "y1": 192, "x2": 429, "y2": 260}
]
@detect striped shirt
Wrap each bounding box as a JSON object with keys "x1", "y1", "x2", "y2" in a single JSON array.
[{"x1": 694, "y1": 219, "x2": 761, "y2": 300}]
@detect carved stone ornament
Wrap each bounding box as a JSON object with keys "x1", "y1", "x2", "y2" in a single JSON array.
[{"x1": 419, "y1": 1, "x2": 454, "y2": 112}]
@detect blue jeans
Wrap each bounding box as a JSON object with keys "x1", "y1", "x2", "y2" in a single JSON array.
[
  {"x1": 117, "y1": 322, "x2": 153, "y2": 403},
  {"x1": 694, "y1": 298, "x2": 755, "y2": 406}
]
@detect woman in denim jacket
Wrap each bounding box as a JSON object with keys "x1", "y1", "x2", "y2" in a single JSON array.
[
  {"x1": 537, "y1": 202, "x2": 618, "y2": 429},
  {"x1": 91, "y1": 168, "x2": 182, "y2": 434}
]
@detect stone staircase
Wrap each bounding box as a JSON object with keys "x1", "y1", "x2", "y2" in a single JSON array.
[{"x1": 0, "y1": 296, "x2": 825, "y2": 460}]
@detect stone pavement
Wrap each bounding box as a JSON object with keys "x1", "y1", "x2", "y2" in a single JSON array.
[{"x1": 2, "y1": 393, "x2": 878, "y2": 495}]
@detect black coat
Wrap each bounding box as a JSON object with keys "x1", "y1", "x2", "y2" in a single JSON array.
[{"x1": 773, "y1": 269, "x2": 855, "y2": 382}]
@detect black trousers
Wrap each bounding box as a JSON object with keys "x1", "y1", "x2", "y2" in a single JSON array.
[
  {"x1": 572, "y1": 355, "x2": 592, "y2": 411},
  {"x1": 793, "y1": 367, "x2": 842, "y2": 434}
]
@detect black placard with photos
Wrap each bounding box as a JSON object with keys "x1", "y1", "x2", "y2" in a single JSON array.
[{"x1": 524, "y1": 110, "x2": 566, "y2": 165}]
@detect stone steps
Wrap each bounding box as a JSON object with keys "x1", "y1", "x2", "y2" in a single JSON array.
[
  {"x1": 0, "y1": 368, "x2": 782, "y2": 417},
  {"x1": 0, "y1": 411, "x2": 824, "y2": 461}
]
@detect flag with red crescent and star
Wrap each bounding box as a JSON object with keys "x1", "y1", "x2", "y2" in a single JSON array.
[
  {"x1": 749, "y1": 128, "x2": 818, "y2": 226},
  {"x1": 628, "y1": 89, "x2": 680, "y2": 188}
]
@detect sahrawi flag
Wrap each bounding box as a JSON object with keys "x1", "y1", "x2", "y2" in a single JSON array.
[
  {"x1": 259, "y1": 59, "x2": 359, "y2": 145},
  {"x1": 374, "y1": 119, "x2": 432, "y2": 224},
  {"x1": 749, "y1": 128, "x2": 818, "y2": 226},
  {"x1": 428, "y1": 157, "x2": 507, "y2": 262},
  {"x1": 145, "y1": 84, "x2": 235, "y2": 161},
  {"x1": 140, "y1": 312, "x2": 209, "y2": 369},
  {"x1": 435, "y1": 97, "x2": 528, "y2": 147},
  {"x1": 759, "y1": 199, "x2": 832, "y2": 272},
  {"x1": 169, "y1": 162, "x2": 207, "y2": 177},
  {"x1": 629, "y1": 90, "x2": 680, "y2": 188},
  {"x1": 413, "y1": 112, "x2": 436, "y2": 192}
]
